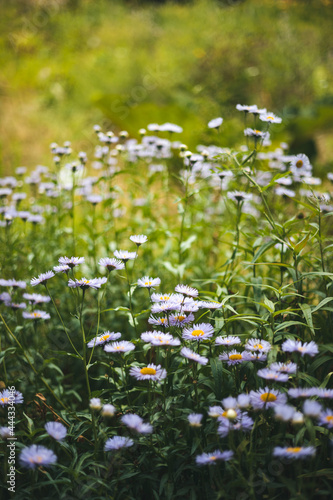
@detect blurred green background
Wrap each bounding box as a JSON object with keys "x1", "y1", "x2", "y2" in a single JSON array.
[{"x1": 1, "y1": 0, "x2": 333, "y2": 173}]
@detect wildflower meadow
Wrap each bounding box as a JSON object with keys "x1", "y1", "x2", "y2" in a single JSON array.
[{"x1": 1, "y1": 106, "x2": 333, "y2": 499}]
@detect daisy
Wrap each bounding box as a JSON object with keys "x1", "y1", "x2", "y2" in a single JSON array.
[
  {"x1": 68, "y1": 277, "x2": 107, "y2": 290},
  {"x1": 137, "y1": 276, "x2": 161, "y2": 288},
  {"x1": 180, "y1": 347, "x2": 208, "y2": 365},
  {"x1": 250, "y1": 387, "x2": 287, "y2": 409},
  {"x1": 98, "y1": 258, "x2": 125, "y2": 271},
  {"x1": 312, "y1": 388, "x2": 333, "y2": 399},
  {"x1": 244, "y1": 338, "x2": 271, "y2": 353},
  {"x1": 45, "y1": 422, "x2": 67, "y2": 441},
  {"x1": 86, "y1": 194, "x2": 103, "y2": 205},
  {"x1": 215, "y1": 336, "x2": 241, "y2": 346},
  {"x1": 0, "y1": 279, "x2": 26, "y2": 288},
  {"x1": 102, "y1": 404, "x2": 116, "y2": 417},
  {"x1": 0, "y1": 427, "x2": 12, "y2": 439},
  {"x1": 89, "y1": 398, "x2": 101, "y2": 410},
  {"x1": 19, "y1": 445, "x2": 57, "y2": 469},
  {"x1": 219, "y1": 350, "x2": 250, "y2": 365},
  {"x1": 196, "y1": 450, "x2": 233, "y2": 465},
  {"x1": 159, "y1": 122, "x2": 183, "y2": 133},
  {"x1": 104, "y1": 436, "x2": 134, "y2": 451},
  {"x1": 141, "y1": 331, "x2": 180, "y2": 346},
  {"x1": 151, "y1": 293, "x2": 178, "y2": 302},
  {"x1": 30, "y1": 271, "x2": 55, "y2": 286},
  {"x1": 113, "y1": 250, "x2": 137, "y2": 262},
  {"x1": 281, "y1": 340, "x2": 318, "y2": 357},
  {"x1": 217, "y1": 413, "x2": 254, "y2": 437},
  {"x1": 318, "y1": 410, "x2": 333, "y2": 428},
  {"x1": 87, "y1": 331, "x2": 121, "y2": 348},
  {"x1": 208, "y1": 117, "x2": 223, "y2": 129},
  {"x1": 197, "y1": 301, "x2": 222, "y2": 310},
  {"x1": 208, "y1": 406, "x2": 225, "y2": 418},
  {"x1": 288, "y1": 388, "x2": 316, "y2": 399},
  {"x1": 269, "y1": 362, "x2": 297, "y2": 374},
  {"x1": 53, "y1": 265, "x2": 70, "y2": 274},
  {"x1": 175, "y1": 284, "x2": 199, "y2": 297},
  {"x1": 259, "y1": 112, "x2": 282, "y2": 124},
  {"x1": 169, "y1": 313, "x2": 194, "y2": 326},
  {"x1": 130, "y1": 363, "x2": 167, "y2": 382},
  {"x1": 129, "y1": 234, "x2": 148, "y2": 246},
  {"x1": 104, "y1": 341, "x2": 135, "y2": 353},
  {"x1": 227, "y1": 191, "x2": 252, "y2": 203},
  {"x1": 257, "y1": 369, "x2": 289, "y2": 382},
  {"x1": 121, "y1": 414, "x2": 153, "y2": 434},
  {"x1": 151, "y1": 302, "x2": 181, "y2": 314},
  {"x1": 290, "y1": 154, "x2": 311, "y2": 173},
  {"x1": 273, "y1": 404, "x2": 296, "y2": 422},
  {"x1": 188, "y1": 413, "x2": 203, "y2": 427},
  {"x1": 58, "y1": 256, "x2": 85, "y2": 268},
  {"x1": 236, "y1": 104, "x2": 255, "y2": 113},
  {"x1": 237, "y1": 394, "x2": 251, "y2": 409},
  {"x1": 22, "y1": 310, "x2": 50, "y2": 320},
  {"x1": 275, "y1": 187, "x2": 296, "y2": 198},
  {"x1": 244, "y1": 352, "x2": 267, "y2": 362},
  {"x1": 303, "y1": 400, "x2": 322, "y2": 418},
  {"x1": 148, "y1": 315, "x2": 169, "y2": 327},
  {"x1": 182, "y1": 323, "x2": 214, "y2": 341},
  {"x1": 273, "y1": 446, "x2": 315, "y2": 459},
  {"x1": 244, "y1": 128, "x2": 265, "y2": 138}
]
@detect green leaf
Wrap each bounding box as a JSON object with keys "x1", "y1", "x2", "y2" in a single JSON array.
[{"x1": 299, "y1": 303, "x2": 315, "y2": 337}]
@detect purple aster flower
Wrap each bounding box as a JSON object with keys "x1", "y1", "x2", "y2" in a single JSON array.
[
  {"x1": 148, "y1": 315, "x2": 169, "y2": 327},
  {"x1": 175, "y1": 284, "x2": 198, "y2": 297},
  {"x1": 196, "y1": 449, "x2": 233, "y2": 466},
  {"x1": 215, "y1": 336, "x2": 241, "y2": 346},
  {"x1": 273, "y1": 446, "x2": 315, "y2": 460},
  {"x1": 182, "y1": 323, "x2": 214, "y2": 341},
  {"x1": 113, "y1": 250, "x2": 137, "y2": 262},
  {"x1": 121, "y1": 414, "x2": 153, "y2": 434},
  {"x1": 23, "y1": 293, "x2": 50, "y2": 304},
  {"x1": 169, "y1": 312, "x2": 194, "y2": 326},
  {"x1": 45, "y1": 422, "x2": 67, "y2": 441},
  {"x1": 188, "y1": 413, "x2": 203, "y2": 427},
  {"x1": 104, "y1": 436, "x2": 134, "y2": 451},
  {"x1": 269, "y1": 362, "x2": 297, "y2": 374},
  {"x1": 22, "y1": 310, "x2": 50, "y2": 320},
  {"x1": 0, "y1": 279, "x2": 26, "y2": 289},
  {"x1": 282, "y1": 339, "x2": 318, "y2": 357},
  {"x1": 197, "y1": 301, "x2": 222, "y2": 310},
  {"x1": 98, "y1": 258, "x2": 125, "y2": 272},
  {"x1": 217, "y1": 412, "x2": 254, "y2": 437},
  {"x1": 53, "y1": 265, "x2": 70, "y2": 274},
  {"x1": 137, "y1": 276, "x2": 161, "y2": 288},
  {"x1": 130, "y1": 363, "x2": 166, "y2": 382},
  {"x1": 288, "y1": 388, "x2": 316, "y2": 399},
  {"x1": 274, "y1": 404, "x2": 296, "y2": 422},
  {"x1": 68, "y1": 277, "x2": 107, "y2": 289},
  {"x1": 318, "y1": 410, "x2": 333, "y2": 428},
  {"x1": 19, "y1": 445, "x2": 57, "y2": 469},
  {"x1": 104, "y1": 341, "x2": 135, "y2": 353},
  {"x1": 89, "y1": 398, "x2": 101, "y2": 410},
  {"x1": 312, "y1": 388, "x2": 333, "y2": 399},
  {"x1": 259, "y1": 112, "x2": 282, "y2": 124},
  {"x1": 58, "y1": 256, "x2": 85, "y2": 268},
  {"x1": 180, "y1": 347, "x2": 208, "y2": 365},
  {"x1": 219, "y1": 350, "x2": 249, "y2": 365},
  {"x1": 245, "y1": 338, "x2": 271, "y2": 353},
  {"x1": 87, "y1": 331, "x2": 121, "y2": 348},
  {"x1": 257, "y1": 369, "x2": 289, "y2": 382},
  {"x1": 30, "y1": 271, "x2": 55, "y2": 287},
  {"x1": 0, "y1": 426, "x2": 12, "y2": 439},
  {"x1": 102, "y1": 404, "x2": 116, "y2": 417},
  {"x1": 129, "y1": 234, "x2": 148, "y2": 246},
  {"x1": 303, "y1": 400, "x2": 322, "y2": 418},
  {"x1": 250, "y1": 387, "x2": 287, "y2": 409}
]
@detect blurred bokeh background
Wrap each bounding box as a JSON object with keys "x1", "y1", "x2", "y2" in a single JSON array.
[{"x1": 1, "y1": 0, "x2": 333, "y2": 173}]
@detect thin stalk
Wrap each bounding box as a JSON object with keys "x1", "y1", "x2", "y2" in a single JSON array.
[
  {"x1": 124, "y1": 261, "x2": 138, "y2": 335},
  {"x1": 0, "y1": 313, "x2": 67, "y2": 409}
]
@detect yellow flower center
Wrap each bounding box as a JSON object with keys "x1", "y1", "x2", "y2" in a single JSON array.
[
  {"x1": 160, "y1": 318, "x2": 167, "y2": 323},
  {"x1": 36, "y1": 455, "x2": 43, "y2": 463},
  {"x1": 33, "y1": 312, "x2": 41, "y2": 318},
  {"x1": 286, "y1": 447, "x2": 302, "y2": 453},
  {"x1": 101, "y1": 335, "x2": 110, "y2": 342},
  {"x1": 260, "y1": 392, "x2": 277, "y2": 403},
  {"x1": 229, "y1": 354, "x2": 242, "y2": 361},
  {"x1": 253, "y1": 344, "x2": 263, "y2": 350},
  {"x1": 296, "y1": 160, "x2": 303, "y2": 168},
  {"x1": 115, "y1": 346, "x2": 123, "y2": 350},
  {"x1": 140, "y1": 367, "x2": 156, "y2": 375},
  {"x1": 145, "y1": 281, "x2": 152, "y2": 286},
  {"x1": 221, "y1": 410, "x2": 228, "y2": 417},
  {"x1": 160, "y1": 296, "x2": 169, "y2": 300},
  {"x1": 209, "y1": 456, "x2": 217, "y2": 461},
  {"x1": 177, "y1": 315, "x2": 185, "y2": 321},
  {"x1": 267, "y1": 116, "x2": 274, "y2": 120},
  {"x1": 1, "y1": 397, "x2": 8, "y2": 404},
  {"x1": 325, "y1": 416, "x2": 333, "y2": 423},
  {"x1": 191, "y1": 329, "x2": 205, "y2": 337}
]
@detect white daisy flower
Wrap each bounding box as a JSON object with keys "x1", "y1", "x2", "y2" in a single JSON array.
[
  {"x1": 208, "y1": 117, "x2": 223, "y2": 129},
  {"x1": 169, "y1": 312, "x2": 194, "y2": 326},
  {"x1": 104, "y1": 436, "x2": 134, "y2": 451},
  {"x1": 104, "y1": 341, "x2": 135, "y2": 353},
  {"x1": 89, "y1": 398, "x2": 101, "y2": 410},
  {"x1": 175, "y1": 284, "x2": 199, "y2": 297},
  {"x1": 182, "y1": 323, "x2": 214, "y2": 341},
  {"x1": 219, "y1": 350, "x2": 251, "y2": 365},
  {"x1": 98, "y1": 258, "x2": 125, "y2": 271},
  {"x1": 113, "y1": 250, "x2": 137, "y2": 262},
  {"x1": 30, "y1": 271, "x2": 55, "y2": 286},
  {"x1": 196, "y1": 450, "x2": 233, "y2": 465},
  {"x1": 130, "y1": 363, "x2": 167, "y2": 382},
  {"x1": 259, "y1": 112, "x2": 282, "y2": 124},
  {"x1": 129, "y1": 234, "x2": 148, "y2": 246},
  {"x1": 215, "y1": 336, "x2": 241, "y2": 346},
  {"x1": 137, "y1": 276, "x2": 161, "y2": 288},
  {"x1": 257, "y1": 369, "x2": 288, "y2": 382},
  {"x1": 68, "y1": 277, "x2": 107, "y2": 290},
  {"x1": 58, "y1": 256, "x2": 85, "y2": 268},
  {"x1": 273, "y1": 446, "x2": 315, "y2": 459},
  {"x1": 281, "y1": 340, "x2": 318, "y2": 357},
  {"x1": 250, "y1": 387, "x2": 287, "y2": 409},
  {"x1": 244, "y1": 338, "x2": 271, "y2": 353},
  {"x1": 148, "y1": 315, "x2": 169, "y2": 327},
  {"x1": 180, "y1": 347, "x2": 208, "y2": 365},
  {"x1": 87, "y1": 331, "x2": 121, "y2": 348},
  {"x1": 102, "y1": 404, "x2": 116, "y2": 417},
  {"x1": 22, "y1": 310, "x2": 50, "y2": 320}
]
